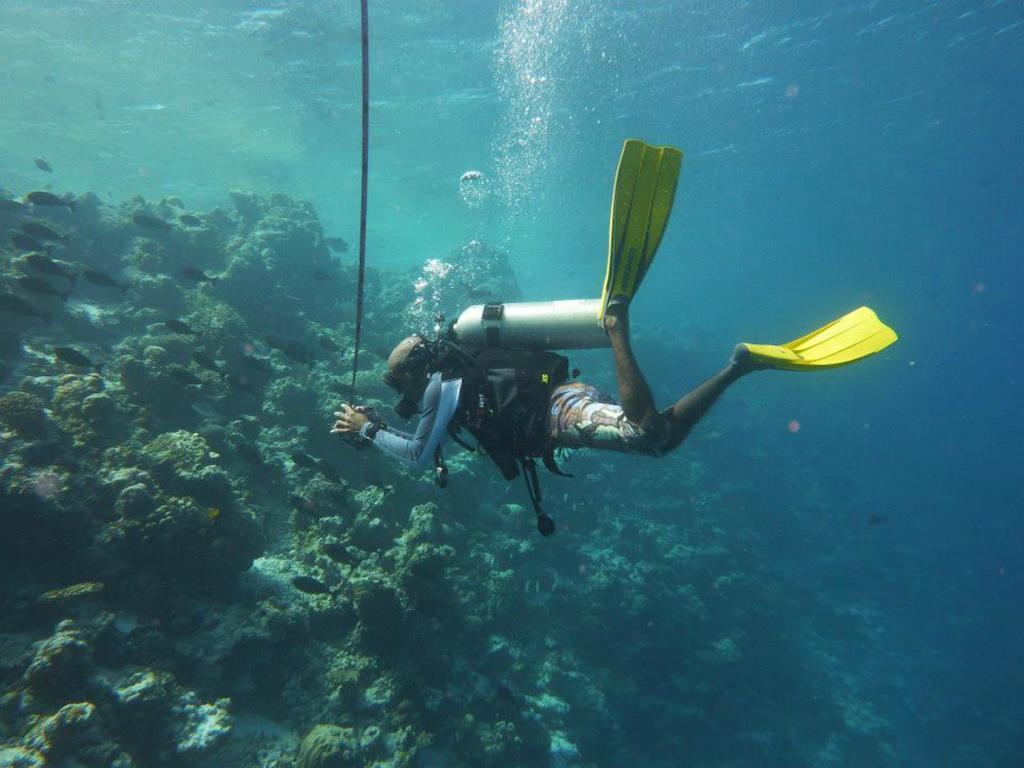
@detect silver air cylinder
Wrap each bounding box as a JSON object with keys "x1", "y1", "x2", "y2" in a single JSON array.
[{"x1": 451, "y1": 299, "x2": 610, "y2": 350}]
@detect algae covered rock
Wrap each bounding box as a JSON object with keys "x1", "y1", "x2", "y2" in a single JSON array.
[
  {"x1": 21, "y1": 620, "x2": 92, "y2": 702},
  {"x1": 50, "y1": 374, "x2": 123, "y2": 448},
  {"x1": 141, "y1": 430, "x2": 211, "y2": 478},
  {"x1": 296, "y1": 723, "x2": 359, "y2": 768},
  {"x1": 0, "y1": 391, "x2": 48, "y2": 438},
  {"x1": 351, "y1": 574, "x2": 406, "y2": 652}
]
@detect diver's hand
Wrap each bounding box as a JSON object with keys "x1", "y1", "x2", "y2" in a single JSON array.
[{"x1": 331, "y1": 404, "x2": 370, "y2": 435}]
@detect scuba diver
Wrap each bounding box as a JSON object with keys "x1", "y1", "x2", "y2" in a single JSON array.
[{"x1": 331, "y1": 140, "x2": 897, "y2": 535}]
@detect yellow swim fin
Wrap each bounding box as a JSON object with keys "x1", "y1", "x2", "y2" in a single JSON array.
[
  {"x1": 742, "y1": 306, "x2": 898, "y2": 370},
  {"x1": 599, "y1": 139, "x2": 683, "y2": 321}
]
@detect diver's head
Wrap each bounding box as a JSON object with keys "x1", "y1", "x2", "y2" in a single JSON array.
[{"x1": 383, "y1": 335, "x2": 431, "y2": 417}]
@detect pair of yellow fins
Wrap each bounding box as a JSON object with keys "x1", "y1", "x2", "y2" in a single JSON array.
[{"x1": 598, "y1": 138, "x2": 897, "y2": 370}]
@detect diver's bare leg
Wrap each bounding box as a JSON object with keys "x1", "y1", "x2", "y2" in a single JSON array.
[
  {"x1": 659, "y1": 359, "x2": 743, "y2": 452},
  {"x1": 603, "y1": 303, "x2": 660, "y2": 430},
  {"x1": 606, "y1": 304, "x2": 758, "y2": 452},
  {"x1": 659, "y1": 345, "x2": 759, "y2": 452}
]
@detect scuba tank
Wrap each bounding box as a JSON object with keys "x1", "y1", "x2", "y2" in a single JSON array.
[{"x1": 450, "y1": 299, "x2": 609, "y2": 351}]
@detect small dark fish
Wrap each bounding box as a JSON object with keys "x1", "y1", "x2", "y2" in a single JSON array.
[
  {"x1": 495, "y1": 685, "x2": 516, "y2": 706},
  {"x1": 25, "y1": 253, "x2": 74, "y2": 283},
  {"x1": 281, "y1": 340, "x2": 314, "y2": 366},
  {"x1": 867, "y1": 514, "x2": 888, "y2": 526},
  {"x1": 18, "y1": 276, "x2": 70, "y2": 302},
  {"x1": 132, "y1": 211, "x2": 171, "y2": 230},
  {"x1": 291, "y1": 576, "x2": 330, "y2": 595},
  {"x1": 191, "y1": 351, "x2": 221, "y2": 373},
  {"x1": 54, "y1": 346, "x2": 100, "y2": 371},
  {"x1": 321, "y1": 542, "x2": 351, "y2": 563},
  {"x1": 164, "y1": 319, "x2": 197, "y2": 335},
  {"x1": 239, "y1": 354, "x2": 273, "y2": 373},
  {"x1": 0, "y1": 199, "x2": 27, "y2": 213},
  {"x1": 324, "y1": 237, "x2": 348, "y2": 253},
  {"x1": 179, "y1": 213, "x2": 203, "y2": 227},
  {"x1": 311, "y1": 270, "x2": 335, "y2": 281},
  {"x1": 10, "y1": 231, "x2": 49, "y2": 251},
  {"x1": 0, "y1": 294, "x2": 49, "y2": 321},
  {"x1": 166, "y1": 365, "x2": 203, "y2": 386},
  {"x1": 290, "y1": 451, "x2": 318, "y2": 469},
  {"x1": 25, "y1": 191, "x2": 74, "y2": 209},
  {"x1": 317, "y1": 336, "x2": 341, "y2": 353},
  {"x1": 226, "y1": 373, "x2": 258, "y2": 394},
  {"x1": 316, "y1": 460, "x2": 340, "y2": 483},
  {"x1": 182, "y1": 267, "x2": 217, "y2": 283},
  {"x1": 235, "y1": 442, "x2": 264, "y2": 465},
  {"x1": 21, "y1": 221, "x2": 68, "y2": 242},
  {"x1": 35, "y1": 158, "x2": 53, "y2": 173},
  {"x1": 81, "y1": 270, "x2": 128, "y2": 294}
]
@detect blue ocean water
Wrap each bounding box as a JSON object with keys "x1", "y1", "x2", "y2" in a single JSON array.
[{"x1": 1, "y1": 1, "x2": 1021, "y2": 766}]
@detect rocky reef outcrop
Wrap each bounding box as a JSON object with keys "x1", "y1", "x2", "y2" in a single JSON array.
[{"x1": 0, "y1": 186, "x2": 902, "y2": 767}]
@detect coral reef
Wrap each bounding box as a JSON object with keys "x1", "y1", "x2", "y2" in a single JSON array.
[{"x1": 0, "y1": 187, "x2": 907, "y2": 768}]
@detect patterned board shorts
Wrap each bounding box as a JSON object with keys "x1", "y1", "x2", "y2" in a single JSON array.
[{"x1": 547, "y1": 382, "x2": 660, "y2": 456}]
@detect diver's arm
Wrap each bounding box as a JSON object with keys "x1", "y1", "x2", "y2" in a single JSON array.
[{"x1": 361, "y1": 374, "x2": 440, "y2": 463}]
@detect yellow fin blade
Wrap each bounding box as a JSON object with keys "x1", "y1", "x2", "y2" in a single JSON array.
[
  {"x1": 599, "y1": 139, "x2": 683, "y2": 319},
  {"x1": 742, "y1": 307, "x2": 898, "y2": 370}
]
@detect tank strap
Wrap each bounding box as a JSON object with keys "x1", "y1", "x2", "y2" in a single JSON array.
[{"x1": 481, "y1": 303, "x2": 504, "y2": 346}]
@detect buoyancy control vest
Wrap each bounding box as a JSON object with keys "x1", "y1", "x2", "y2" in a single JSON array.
[{"x1": 431, "y1": 342, "x2": 573, "y2": 535}]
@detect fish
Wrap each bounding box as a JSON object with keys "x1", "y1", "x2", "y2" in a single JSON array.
[
  {"x1": 867, "y1": 514, "x2": 888, "y2": 526},
  {"x1": 35, "y1": 158, "x2": 53, "y2": 173},
  {"x1": 495, "y1": 685, "x2": 517, "y2": 706},
  {"x1": 291, "y1": 576, "x2": 330, "y2": 595},
  {"x1": 182, "y1": 267, "x2": 217, "y2": 283},
  {"x1": 0, "y1": 294, "x2": 49, "y2": 321},
  {"x1": 166, "y1": 365, "x2": 203, "y2": 386},
  {"x1": 131, "y1": 212, "x2": 172, "y2": 230},
  {"x1": 191, "y1": 351, "x2": 221, "y2": 373},
  {"x1": 54, "y1": 346, "x2": 100, "y2": 371},
  {"x1": 164, "y1": 319, "x2": 197, "y2": 335},
  {"x1": 10, "y1": 231, "x2": 50, "y2": 252},
  {"x1": 21, "y1": 221, "x2": 68, "y2": 242},
  {"x1": 190, "y1": 400, "x2": 221, "y2": 419},
  {"x1": 239, "y1": 355, "x2": 273, "y2": 373},
  {"x1": 281, "y1": 340, "x2": 314, "y2": 366},
  {"x1": 25, "y1": 253, "x2": 75, "y2": 283},
  {"x1": 324, "y1": 237, "x2": 348, "y2": 253},
  {"x1": 316, "y1": 460, "x2": 340, "y2": 483},
  {"x1": 321, "y1": 542, "x2": 352, "y2": 563},
  {"x1": 81, "y1": 270, "x2": 128, "y2": 294},
  {"x1": 179, "y1": 213, "x2": 203, "y2": 227},
  {"x1": 17, "y1": 276, "x2": 71, "y2": 302},
  {"x1": 0, "y1": 199, "x2": 27, "y2": 213},
  {"x1": 235, "y1": 442, "x2": 264, "y2": 465},
  {"x1": 25, "y1": 191, "x2": 74, "y2": 208},
  {"x1": 317, "y1": 336, "x2": 341, "y2": 353},
  {"x1": 226, "y1": 373, "x2": 258, "y2": 394},
  {"x1": 290, "y1": 451, "x2": 318, "y2": 469}
]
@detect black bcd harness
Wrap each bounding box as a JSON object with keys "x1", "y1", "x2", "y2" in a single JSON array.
[{"x1": 430, "y1": 343, "x2": 574, "y2": 536}]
